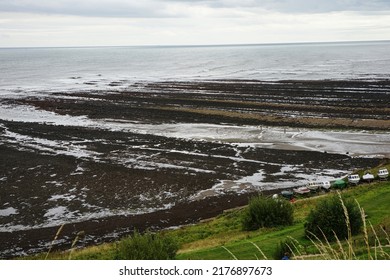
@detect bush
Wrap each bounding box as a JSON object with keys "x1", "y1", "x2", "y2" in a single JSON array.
[
  {"x1": 304, "y1": 194, "x2": 362, "y2": 241},
  {"x1": 115, "y1": 231, "x2": 179, "y2": 260},
  {"x1": 242, "y1": 195, "x2": 294, "y2": 231}
]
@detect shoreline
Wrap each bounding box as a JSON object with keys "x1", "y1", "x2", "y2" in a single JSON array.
[{"x1": 0, "y1": 79, "x2": 389, "y2": 258}]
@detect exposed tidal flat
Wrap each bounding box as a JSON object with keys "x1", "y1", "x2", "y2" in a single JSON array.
[{"x1": 0, "y1": 79, "x2": 389, "y2": 258}]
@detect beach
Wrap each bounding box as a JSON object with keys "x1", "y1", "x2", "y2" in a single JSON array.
[{"x1": 0, "y1": 79, "x2": 389, "y2": 258}]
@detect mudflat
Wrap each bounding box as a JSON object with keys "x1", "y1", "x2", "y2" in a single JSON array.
[{"x1": 0, "y1": 79, "x2": 389, "y2": 258}]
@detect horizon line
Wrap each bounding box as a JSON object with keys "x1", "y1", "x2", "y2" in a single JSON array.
[{"x1": 1, "y1": 39, "x2": 390, "y2": 50}]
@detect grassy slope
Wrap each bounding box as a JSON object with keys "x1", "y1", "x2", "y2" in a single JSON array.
[
  {"x1": 174, "y1": 178, "x2": 390, "y2": 260},
  {"x1": 31, "y1": 178, "x2": 390, "y2": 260}
]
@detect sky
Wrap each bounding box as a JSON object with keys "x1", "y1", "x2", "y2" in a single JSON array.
[{"x1": 0, "y1": 0, "x2": 390, "y2": 47}]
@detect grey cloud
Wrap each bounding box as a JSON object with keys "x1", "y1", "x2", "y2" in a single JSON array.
[
  {"x1": 161, "y1": 0, "x2": 390, "y2": 13},
  {"x1": 256, "y1": 0, "x2": 390, "y2": 13},
  {"x1": 0, "y1": 0, "x2": 170, "y2": 18},
  {"x1": 1, "y1": 0, "x2": 390, "y2": 18}
]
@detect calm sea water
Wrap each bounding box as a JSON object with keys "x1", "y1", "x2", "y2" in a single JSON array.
[{"x1": 0, "y1": 41, "x2": 390, "y2": 95}]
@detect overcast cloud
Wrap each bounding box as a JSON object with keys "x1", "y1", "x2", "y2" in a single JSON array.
[
  {"x1": 1, "y1": 0, "x2": 390, "y2": 17},
  {"x1": 0, "y1": 0, "x2": 389, "y2": 47}
]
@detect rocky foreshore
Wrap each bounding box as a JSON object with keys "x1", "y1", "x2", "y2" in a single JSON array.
[{"x1": 0, "y1": 79, "x2": 389, "y2": 258}]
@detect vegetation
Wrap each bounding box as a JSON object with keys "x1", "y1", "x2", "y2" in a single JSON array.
[
  {"x1": 23, "y1": 174, "x2": 390, "y2": 260},
  {"x1": 242, "y1": 195, "x2": 294, "y2": 231},
  {"x1": 304, "y1": 193, "x2": 362, "y2": 241},
  {"x1": 115, "y1": 231, "x2": 179, "y2": 260},
  {"x1": 273, "y1": 238, "x2": 298, "y2": 260},
  {"x1": 175, "y1": 179, "x2": 390, "y2": 260}
]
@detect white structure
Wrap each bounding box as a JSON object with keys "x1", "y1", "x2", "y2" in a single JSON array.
[
  {"x1": 378, "y1": 168, "x2": 389, "y2": 179},
  {"x1": 348, "y1": 174, "x2": 360, "y2": 185}
]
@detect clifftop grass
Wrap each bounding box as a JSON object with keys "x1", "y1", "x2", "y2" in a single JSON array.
[{"x1": 175, "y1": 181, "x2": 390, "y2": 260}]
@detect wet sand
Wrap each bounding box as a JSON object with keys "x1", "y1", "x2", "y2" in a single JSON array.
[{"x1": 0, "y1": 79, "x2": 389, "y2": 258}]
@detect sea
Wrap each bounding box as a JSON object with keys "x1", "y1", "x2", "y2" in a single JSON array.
[{"x1": 1, "y1": 40, "x2": 390, "y2": 96}]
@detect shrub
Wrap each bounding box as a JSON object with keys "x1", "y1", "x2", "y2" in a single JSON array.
[
  {"x1": 115, "y1": 231, "x2": 179, "y2": 260},
  {"x1": 304, "y1": 194, "x2": 362, "y2": 241},
  {"x1": 242, "y1": 195, "x2": 294, "y2": 231}
]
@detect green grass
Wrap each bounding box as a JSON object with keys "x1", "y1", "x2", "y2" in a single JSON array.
[
  {"x1": 23, "y1": 178, "x2": 390, "y2": 260},
  {"x1": 175, "y1": 180, "x2": 390, "y2": 260}
]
